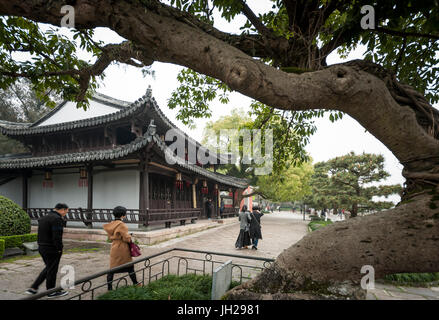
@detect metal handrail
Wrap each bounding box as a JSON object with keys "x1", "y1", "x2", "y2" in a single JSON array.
[{"x1": 21, "y1": 247, "x2": 275, "y2": 300}]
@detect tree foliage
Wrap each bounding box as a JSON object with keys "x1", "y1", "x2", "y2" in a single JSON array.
[
  {"x1": 201, "y1": 108, "x2": 314, "y2": 200},
  {"x1": 1, "y1": 1, "x2": 437, "y2": 174},
  {"x1": 200, "y1": 107, "x2": 259, "y2": 183},
  {"x1": 257, "y1": 161, "x2": 313, "y2": 202},
  {"x1": 305, "y1": 152, "x2": 402, "y2": 217},
  {"x1": 0, "y1": 79, "x2": 54, "y2": 155},
  {"x1": 1, "y1": 0, "x2": 439, "y2": 295}
]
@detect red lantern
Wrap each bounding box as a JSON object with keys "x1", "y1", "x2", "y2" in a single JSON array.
[
  {"x1": 43, "y1": 170, "x2": 53, "y2": 188},
  {"x1": 201, "y1": 180, "x2": 208, "y2": 194},
  {"x1": 78, "y1": 168, "x2": 88, "y2": 188},
  {"x1": 175, "y1": 172, "x2": 183, "y2": 190}
]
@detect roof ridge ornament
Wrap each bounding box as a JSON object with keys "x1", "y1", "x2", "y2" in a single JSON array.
[
  {"x1": 147, "y1": 119, "x2": 156, "y2": 136},
  {"x1": 146, "y1": 85, "x2": 152, "y2": 98}
]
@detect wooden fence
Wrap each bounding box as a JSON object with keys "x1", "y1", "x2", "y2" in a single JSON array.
[{"x1": 26, "y1": 207, "x2": 201, "y2": 228}]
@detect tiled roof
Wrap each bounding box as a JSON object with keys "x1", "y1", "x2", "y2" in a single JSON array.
[
  {"x1": 145, "y1": 93, "x2": 230, "y2": 164},
  {"x1": 0, "y1": 89, "x2": 230, "y2": 164},
  {"x1": 0, "y1": 120, "x2": 31, "y2": 129},
  {"x1": 0, "y1": 123, "x2": 248, "y2": 188},
  {"x1": 0, "y1": 93, "x2": 145, "y2": 136}
]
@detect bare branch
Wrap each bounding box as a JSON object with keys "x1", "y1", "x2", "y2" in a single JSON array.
[{"x1": 238, "y1": 0, "x2": 272, "y2": 38}]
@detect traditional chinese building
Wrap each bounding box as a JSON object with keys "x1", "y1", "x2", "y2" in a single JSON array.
[{"x1": 0, "y1": 89, "x2": 248, "y2": 229}]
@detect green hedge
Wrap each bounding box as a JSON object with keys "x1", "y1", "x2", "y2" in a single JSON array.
[
  {"x1": 0, "y1": 233, "x2": 37, "y2": 249},
  {"x1": 0, "y1": 239, "x2": 4, "y2": 258},
  {"x1": 0, "y1": 196, "x2": 31, "y2": 236}
]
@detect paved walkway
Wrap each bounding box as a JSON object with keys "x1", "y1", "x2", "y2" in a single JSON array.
[{"x1": 0, "y1": 211, "x2": 437, "y2": 300}]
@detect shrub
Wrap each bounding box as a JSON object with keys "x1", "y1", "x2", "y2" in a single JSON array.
[
  {"x1": 308, "y1": 220, "x2": 333, "y2": 232},
  {"x1": 229, "y1": 280, "x2": 241, "y2": 290},
  {"x1": 382, "y1": 272, "x2": 439, "y2": 286},
  {"x1": 0, "y1": 233, "x2": 37, "y2": 249},
  {"x1": 0, "y1": 239, "x2": 5, "y2": 258},
  {"x1": 0, "y1": 196, "x2": 31, "y2": 236},
  {"x1": 98, "y1": 274, "x2": 213, "y2": 300}
]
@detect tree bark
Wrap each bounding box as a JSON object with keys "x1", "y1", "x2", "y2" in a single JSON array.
[
  {"x1": 226, "y1": 193, "x2": 439, "y2": 299},
  {"x1": 1, "y1": 0, "x2": 439, "y2": 299},
  {"x1": 1, "y1": 1, "x2": 436, "y2": 164},
  {"x1": 351, "y1": 203, "x2": 358, "y2": 218}
]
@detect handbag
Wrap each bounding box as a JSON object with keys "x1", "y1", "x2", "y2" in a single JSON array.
[{"x1": 129, "y1": 241, "x2": 141, "y2": 257}]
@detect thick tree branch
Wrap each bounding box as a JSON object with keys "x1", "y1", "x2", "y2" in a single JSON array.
[
  {"x1": 241, "y1": 190, "x2": 268, "y2": 199},
  {"x1": 0, "y1": 0, "x2": 438, "y2": 166}
]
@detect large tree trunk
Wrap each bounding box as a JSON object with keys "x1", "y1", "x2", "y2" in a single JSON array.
[
  {"x1": 351, "y1": 203, "x2": 358, "y2": 218},
  {"x1": 1, "y1": 0, "x2": 439, "y2": 299},
  {"x1": 226, "y1": 193, "x2": 439, "y2": 299}
]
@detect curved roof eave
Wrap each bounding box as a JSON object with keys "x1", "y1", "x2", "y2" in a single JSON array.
[
  {"x1": 0, "y1": 89, "x2": 232, "y2": 167},
  {"x1": 0, "y1": 93, "x2": 141, "y2": 136},
  {"x1": 0, "y1": 128, "x2": 248, "y2": 189}
]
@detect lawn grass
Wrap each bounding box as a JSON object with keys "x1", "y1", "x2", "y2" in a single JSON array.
[
  {"x1": 97, "y1": 274, "x2": 245, "y2": 300},
  {"x1": 308, "y1": 220, "x2": 333, "y2": 231},
  {"x1": 381, "y1": 272, "x2": 439, "y2": 287},
  {"x1": 97, "y1": 274, "x2": 213, "y2": 300}
]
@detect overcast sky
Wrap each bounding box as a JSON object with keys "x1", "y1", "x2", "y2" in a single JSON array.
[{"x1": 32, "y1": 1, "x2": 436, "y2": 204}]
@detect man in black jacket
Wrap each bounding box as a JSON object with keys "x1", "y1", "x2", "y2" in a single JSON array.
[
  {"x1": 205, "y1": 198, "x2": 213, "y2": 220},
  {"x1": 25, "y1": 203, "x2": 69, "y2": 298}
]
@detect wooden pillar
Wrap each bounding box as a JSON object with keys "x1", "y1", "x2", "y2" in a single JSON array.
[
  {"x1": 87, "y1": 166, "x2": 93, "y2": 210},
  {"x1": 145, "y1": 161, "x2": 150, "y2": 211},
  {"x1": 172, "y1": 176, "x2": 176, "y2": 210},
  {"x1": 232, "y1": 188, "x2": 237, "y2": 215},
  {"x1": 217, "y1": 186, "x2": 221, "y2": 208},
  {"x1": 192, "y1": 184, "x2": 197, "y2": 208},
  {"x1": 22, "y1": 172, "x2": 28, "y2": 210},
  {"x1": 139, "y1": 164, "x2": 144, "y2": 211},
  {"x1": 139, "y1": 156, "x2": 150, "y2": 226},
  {"x1": 86, "y1": 165, "x2": 93, "y2": 228}
]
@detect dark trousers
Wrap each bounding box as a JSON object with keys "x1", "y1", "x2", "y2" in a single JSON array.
[
  {"x1": 107, "y1": 266, "x2": 138, "y2": 290},
  {"x1": 31, "y1": 247, "x2": 62, "y2": 290}
]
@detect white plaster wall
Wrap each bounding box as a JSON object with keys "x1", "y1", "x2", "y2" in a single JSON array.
[
  {"x1": 0, "y1": 177, "x2": 23, "y2": 207},
  {"x1": 37, "y1": 100, "x2": 120, "y2": 126},
  {"x1": 93, "y1": 170, "x2": 139, "y2": 209},
  {"x1": 28, "y1": 172, "x2": 87, "y2": 209}
]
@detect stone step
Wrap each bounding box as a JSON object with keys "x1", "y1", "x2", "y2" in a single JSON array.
[{"x1": 3, "y1": 247, "x2": 24, "y2": 258}]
